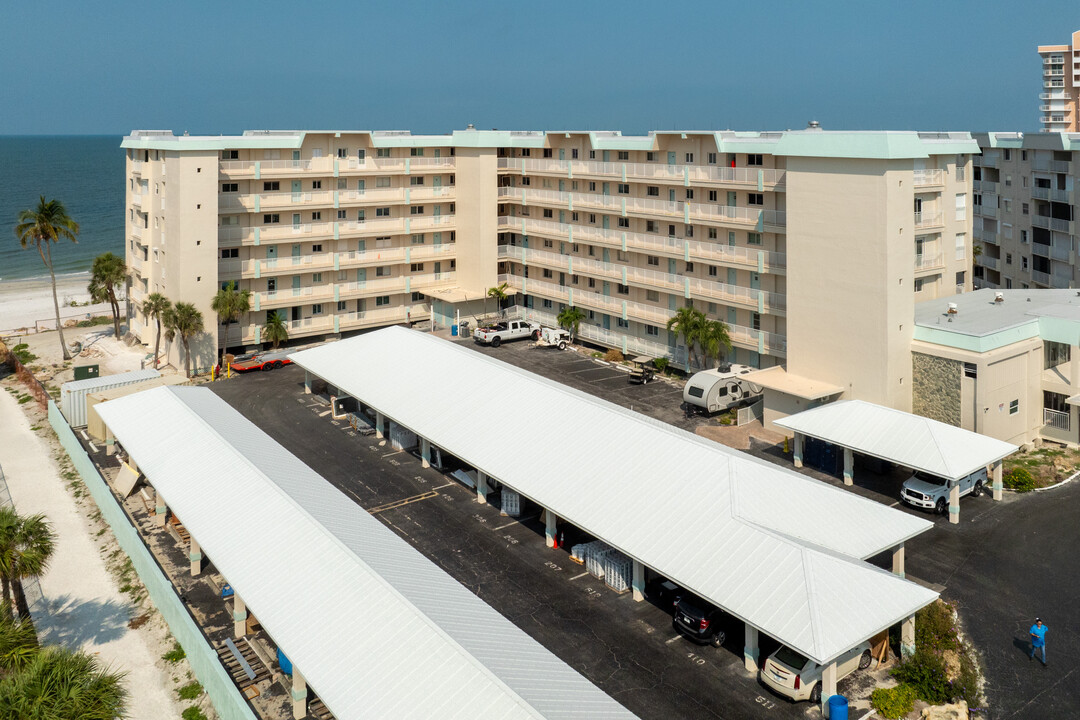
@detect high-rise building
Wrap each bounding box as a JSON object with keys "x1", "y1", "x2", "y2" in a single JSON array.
[
  {"x1": 971, "y1": 132, "x2": 1078, "y2": 291},
  {"x1": 1037, "y1": 31, "x2": 1080, "y2": 133},
  {"x1": 121, "y1": 127, "x2": 975, "y2": 410}
]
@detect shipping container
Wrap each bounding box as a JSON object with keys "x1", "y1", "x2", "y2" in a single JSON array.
[{"x1": 60, "y1": 369, "x2": 160, "y2": 427}]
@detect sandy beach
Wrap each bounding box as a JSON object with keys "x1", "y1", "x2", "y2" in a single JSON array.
[{"x1": 0, "y1": 273, "x2": 118, "y2": 333}]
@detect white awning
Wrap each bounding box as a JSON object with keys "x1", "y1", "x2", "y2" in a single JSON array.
[
  {"x1": 776, "y1": 400, "x2": 1018, "y2": 481},
  {"x1": 291, "y1": 327, "x2": 938, "y2": 666},
  {"x1": 96, "y1": 386, "x2": 636, "y2": 720}
]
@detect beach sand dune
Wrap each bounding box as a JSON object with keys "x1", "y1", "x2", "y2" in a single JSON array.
[{"x1": 0, "y1": 273, "x2": 116, "y2": 333}]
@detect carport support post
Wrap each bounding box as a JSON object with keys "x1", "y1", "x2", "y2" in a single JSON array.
[
  {"x1": 420, "y1": 438, "x2": 431, "y2": 468},
  {"x1": 476, "y1": 471, "x2": 489, "y2": 504},
  {"x1": 632, "y1": 561, "x2": 645, "y2": 602},
  {"x1": 105, "y1": 427, "x2": 115, "y2": 456},
  {"x1": 992, "y1": 459, "x2": 1003, "y2": 501},
  {"x1": 842, "y1": 447, "x2": 854, "y2": 486},
  {"x1": 189, "y1": 536, "x2": 202, "y2": 576},
  {"x1": 949, "y1": 479, "x2": 960, "y2": 525},
  {"x1": 545, "y1": 510, "x2": 558, "y2": 548},
  {"x1": 375, "y1": 411, "x2": 385, "y2": 439},
  {"x1": 793, "y1": 432, "x2": 804, "y2": 468},
  {"x1": 304, "y1": 371, "x2": 312, "y2": 395},
  {"x1": 901, "y1": 614, "x2": 916, "y2": 657},
  {"x1": 233, "y1": 593, "x2": 247, "y2": 639},
  {"x1": 820, "y1": 661, "x2": 837, "y2": 717},
  {"x1": 153, "y1": 488, "x2": 167, "y2": 527},
  {"x1": 743, "y1": 624, "x2": 760, "y2": 673},
  {"x1": 291, "y1": 667, "x2": 308, "y2": 719},
  {"x1": 892, "y1": 542, "x2": 905, "y2": 579}
]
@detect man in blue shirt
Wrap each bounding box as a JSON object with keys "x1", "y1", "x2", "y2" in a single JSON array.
[{"x1": 1029, "y1": 618, "x2": 1047, "y2": 665}]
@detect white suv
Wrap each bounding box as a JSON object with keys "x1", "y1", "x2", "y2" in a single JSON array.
[
  {"x1": 760, "y1": 642, "x2": 872, "y2": 704},
  {"x1": 900, "y1": 468, "x2": 987, "y2": 515}
]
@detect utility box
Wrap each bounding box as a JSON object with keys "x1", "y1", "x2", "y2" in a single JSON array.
[{"x1": 73, "y1": 365, "x2": 100, "y2": 381}]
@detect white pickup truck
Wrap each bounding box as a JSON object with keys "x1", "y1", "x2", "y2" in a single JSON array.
[{"x1": 472, "y1": 320, "x2": 540, "y2": 347}]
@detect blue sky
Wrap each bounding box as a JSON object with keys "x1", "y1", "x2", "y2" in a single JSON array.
[{"x1": 1, "y1": 0, "x2": 1077, "y2": 135}]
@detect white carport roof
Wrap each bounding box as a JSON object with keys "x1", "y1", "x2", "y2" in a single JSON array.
[
  {"x1": 95, "y1": 386, "x2": 636, "y2": 720},
  {"x1": 775, "y1": 400, "x2": 1018, "y2": 481},
  {"x1": 290, "y1": 327, "x2": 938, "y2": 665}
]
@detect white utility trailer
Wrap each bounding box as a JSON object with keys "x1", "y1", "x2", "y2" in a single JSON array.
[{"x1": 682, "y1": 363, "x2": 763, "y2": 413}]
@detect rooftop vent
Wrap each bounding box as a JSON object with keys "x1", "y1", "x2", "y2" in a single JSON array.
[
  {"x1": 995, "y1": 292, "x2": 1005, "y2": 303},
  {"x1": 947, "y1": 303, "x2": 958, "y2": 315},
  {"x1": 466, "y1": 123, "x2": 475, "y2": 130},
  {"x1": 719, "y1": 362, "x2": 732, "y2": 373},
  {"x1": 806, "y1": 120, "x2": 822, "y2": 131}
]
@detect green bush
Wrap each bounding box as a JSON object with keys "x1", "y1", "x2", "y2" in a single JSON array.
[
  {"x1": 1003, "y1": 467, "x2": 1036, "y2": 492},
  {"x1": 177, "y1": 681, "x2": 202, "y2": 700},
  {"x1": 870, "y1": 684, "x2": 916, "y2": 719},
  {"x1": 603, "y1": 348, "x2": 624, "y2": 363},
  {"x1": 181, "y1": 707, "x2": 208, "y2": 720},
  {"x1": 162, "y1": 642, "x2": 186, "y2": 663},
  {"x1": 891, "y1": 649, "x2": 952, "y2": 704},
  {"x1": 653, "y1": 357, "x2": 669, "y2": 374},
  {"x1": 11, "y1": 344, "x2": 36, "y2": 364},
  {"x1": 916, "y1": 600, "x2": 960, "y2": 654},
  {"x1": 953, "y1": 651, "x2": 983, "y2": 707}
]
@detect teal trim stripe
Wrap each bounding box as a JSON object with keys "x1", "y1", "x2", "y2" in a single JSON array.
[{"x1": 254, "y1": 161, "x2": 261, "y2": 180}]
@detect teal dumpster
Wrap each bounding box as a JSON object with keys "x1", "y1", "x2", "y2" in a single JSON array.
[
  {"x1": 451, "y1": 324, "x2": 458, "y2": 336},
  {"x1": 827, "y1": 694, "x2": 848, "y2": 720}
]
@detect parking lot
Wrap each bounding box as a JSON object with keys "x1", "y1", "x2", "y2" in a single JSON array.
[{"x1": 210, "y1": 363, "x2": 857, "y2": 719}]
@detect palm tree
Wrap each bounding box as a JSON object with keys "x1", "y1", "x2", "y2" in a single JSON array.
[
  {"x1": 14, "y1": 197, "x2": 80, "y2": 361},
  {"x1": 699, "y1": 320, "x2": 733, "y2": 368},
  {"x1": 140, "y1": 293, "x2": 171, "y2": 369},
  {"x1": 164, "y1": 302, "x2": 204, "y2": 378},
  {"x1": 556, "y1": 305, "x2": 586, "y2": 337},
  {"x1": 0, "y1": 645, "x2": 127, "y2": 720},
  {"x1": 0, "y1": 611, "x2": 37, "y2": 673},
  {"x1": 211, "y1": 283, "x2": 252, "y2": 369},
  {"x1": 87, "y1": 252, "x2": 127, "y2": 340},
  {"x1": 263, "y1": 311, "x2": 289, "y2": 350},
  {"x1": 666, "y1": 306, "x2": 707, "y2": 369},
  {"x1": 486, "y1": 282, "x2": 509, "y2": 318},
  {"x1": 0, "y1": 508, "x2": 55, "y2": 623}
]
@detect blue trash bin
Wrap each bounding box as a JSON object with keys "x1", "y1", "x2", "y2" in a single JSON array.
[
  {"x1": 827, "y1": 694, "x2": 848, "y2": 720},
  {"x1": 277, "y1": 648, "x2": 292, "y2": 676},
  {"x1": 451, "y1": 324, "x2": 458, "y2": 337}
]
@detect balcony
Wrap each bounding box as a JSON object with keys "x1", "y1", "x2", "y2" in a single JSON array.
[
  {"x1": 975, "y1": 155, "x2": 998, "y2": 168},
  {"x1": 1044, "y1": 408, "x2": 1070, "y2": 431},
  {"x1": 1032, "y1": 187, "x2": 1072, "y2": 203},
  {"x1": 1031, "y1": 269, "x2": 1053, "y2": 286},
  {"x1": 497, "y1": 216, "x2": 785, "y2": 272},
  {"x1": 219, "y1": 156, "x2": 455, "y2": 179},
  {"x1": 978, "y1": 255, "x2": 999, "y2": 271},
  {"x1": 338, "y1": 157, "x2": 455, "y2": 174},
  {"x1": 915, "y1": 253, "x2": 944, "y2": 271},
  {"x1": 217, "y1": 216, "x2": 456, "y2": 246},
  {"x1": 975, "y1": 229, "x2": 998, "y2": 245},
  {"x1": 498, "y1": 245, "x2": 785, "y2": 312},
  {"x1": 973, "y1": 180, "x2": 998, "y2": 194},
  {"x1": 131, "y1": 192, "x2": 143, "y2": 209},
  {"x1": 1050, "y1": 160, "x2": 1071, "y2": 173},
  {"x1": 914, "y1": 211, "x2": 944, "y2": 229},
  {"x1": 498, "y1": 187, "x2": 786, "y2": 231},
  {"x1": 131, "y1": 224, "x2": 144, "y2": 239},
  {"x1": 1032, "y1": 215, "x2": 1074, "y2": 233},
  {"x1": 498, "y1": 157, "x2": 787, "y2": 188},
  {"x1": 913, "y1": 169, "x2": 944, "y2": 187},
  {"x1": 129, "y1": 254, "x2": 145, "y2": 273},
  {"x1": 130, "y1": 160, "x2": 143, "y2": 176},
  {"x1": 975, "y1": 204, "x2": 997, "y2": 219},
  {"x1": 1039, "y1": 92, "x2": 1071, "y2": 100}
]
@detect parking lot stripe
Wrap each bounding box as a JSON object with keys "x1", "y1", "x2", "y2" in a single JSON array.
[
  {"x1": 366, "y1": 491, "x2": 439, "y2": 514},
  {"x1": 318, "y1": 410, "x2": 332, "y2": 417},
  {"x1": 665, "y1": 635, "x2": 683, "y2": 645},
  {"x1": 569, "y1": 571, "x2": 589, "y2": 581}
]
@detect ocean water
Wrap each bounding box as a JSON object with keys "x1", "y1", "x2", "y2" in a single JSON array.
[{"x1": 0, "y1": 136, "x2": 125, "y2": 282}]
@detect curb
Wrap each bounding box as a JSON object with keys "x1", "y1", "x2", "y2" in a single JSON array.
[{"x1": 1033, "y1": 467, "x2": 1080, "y2": 492}]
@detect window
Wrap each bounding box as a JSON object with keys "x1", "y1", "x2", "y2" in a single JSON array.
[
  {"x1": 1045, "y1": 341, "x2": 1071, "y2": 369},
  {"x1": 954, "y1": 193, "x2": 966, "y2": 221},
  {"x1": 221, "y1": 150, "x2": 239, "y2": 160},
  {"x1": 542, "y1": 268, "x2": 553, "y2": 279},
  {"x1": 312, "y1": 304, "x2": 323, "y2": 315},
  {"x1": 618, "y1": 217, "x2": 629, "y2": 228},
  {"x1": 337, "y1": 148, "x2": 348, "y2": 158},
  {"x1": 588, "y1": 277, "x2": 596, "y2": 287},
  {"x1": 337, "y1": 210, "x2": 347, "y2": 219},
  {"x1": 914, "y1": 277, "x2": 925, "y2": 292},
  {"x1": 542, "y1": 299, "x2": 553, "y2": 309},
  {"x1": 1021, "y1": 229, "x2": 1029, "y2": 244},
  {"x1": 220, "y1": 248, "x2": 239, "y2": 259},
  {"x1": 312, "y1": 180, "x2": 322, "y2": 189},
  {"x1": 647, "y1": 256, "x2": 659, "y2": 266},
  {"x1": 312, "y1": 212, "x2": 321, "y2": 221},
  {"x1": 1004, "y1": 149, "x2": 1011, "y2": 161},
  {"x1": 1005, "y1": 253, "x2": 1012, "y2": 265},
  {"x1": 411, "y1": 292, "x2": 425, "y2": 302},
  {"x1": 685, "y1": 153, "x2": 694, "y2": 163},
  {"x1": 686, "y1": 226, "x2": 694, "y2": 238},
  {"x1": 955, "y1": 233, "x2": 966, "y2": 261},
  {"x1": 1010, "y1": 399, "x2": 1019, "y2": 416},
  {"x1": 1022, "y1": 256, "x2": 1029, "y2": 271},
  {"x1": 617, "y1": 184, "x2": 630, "y2": 194},
  {"x1": 376, "y1": 176, "x2": 392, "y2": 188},
  {"x1": 646, "y1": 220, "x2": 658, "y2": 233},
  {"x1": 572, "y1": 212, "x2": 579, "y2": 222},
  {"x1": 708, "y1": 190, "x2": 718, "y2": 202},
  {"x1": 221, "y1": 183, "x2": 238, "y2": 193},
  {"x1": 572, "y1": 149, "x2": 579, "y2": 159},
  {"x1": 1021, "y1": 150, "x2": 1028, "y2": 161},
  {"x1": 520, "y1": 177, "x2": 531, "y2": 186},
  {"x1": 520, "y1": 148, "x2": 530, "y2": 158},
  {"x1": 1005, "y1": 175, "x2": 1012, "y2": 187},
  {"x1": 708, "y1": 228, "x2": 718, "y2": 239},
  {"x1": 589, "y1": 150, "x2": 596, "y2": 159},
  {"x1": 617, "y1": 284, "x2": 630, "y2": 295},
  {"x1": 376, "y1": 266, "x2": 392, "y2": 277},
  {"x1": 263, "y1": 181, "x2": 280, "y2": 191},
  {"x1": 747, "y1": 154, "x2": 763, "y2": 166},
  {"x1": 411, "y1": 234, "x2": 425, "y2": 244},
  {"x1": 410, "y1": 263, "x2": 424, "y2": 272},
  {"x1": 376, "y1": 207, "x2": 391, "y2": 217},
  {"x1": 617, "y1": 250, "x2": 627, "y2": 261},
  {"x1": 1022, "y1": 202, "x2": 1029, "y2": 215},
  {"x1": 337, "y1": 300, "x2": 347, "y2": 311},
  {"x1": 707, "y1": 153, "x2": 717, "y2": 164},
  {"x1": 337, "y1": 178, "x2": 347, "y2": 190},
  {"x1": 311, "y1": 272, "x2": 323, "y2": 283},
  {"x1": 748, "y1": 193, "x2": 764, "y2": 206},
  {"x1": 747, "y1": 232, "x2": 762, "y2": 245},
  {"x1": 543, "y1": 209, "x2": 553, "y2": 219},
  {"x1": 685, "y1": 262, "x2": 694, "y2": 272},
  {"x1": 375, "y1": 295, "x2": 391, "y2": 306},
  {"x1": 955, "y1": 271, "x2": 965, "y2": 286},
  {"x1": 543, "y1": 239, "x2": 553, "y2": 248},
  {"x1": 1006, "y1": 278, "x2": 1013, "y2": 289},
  {"x1": 409, "y1": 148, "x2": 424, "y2": 157},
  {"x1": 588, "y1": 182, "x2": 596, "y2": 191},
  {"x1": 263, "y1": 214, "x2": 280, "y2": 224},
  {"x1": 708, "y1": 266, "x2": 718, "y2": 277},
  {"x1": 617, "y1": 317, "x2": 629, "y2": 329},
  {"x1": 647, "y1": 186, "x2": 659, "y2": 197},
  {"x1": 645, "y1": 290, "x2": 660, "y2": 302},
  {"x1": 647, "y1": 152, "x2": 656, "y2": 162},
  {"x1": 543, "y1": 148, "x2": 553, "y2": 158},
  {"x1": 410, "y1": 176, "x2": 425, "y2": 186},
  {"x1": 618, "y1": 151, "x2": 629, "y2": 161},
  {"x1": 963, "y1": 362, "x2": 977, "y2": 378},
  {"x1": 751, "y1": 312, "x2": 761, "y2": 331},
  {"x1": 685, "y1": 189, "x2": 694, "y2": 200},
  {"x1": 312, "y1": 244, "x2": 322, "y2": 253},
  {"x1": 646, "y1": 325, "x2": 659, "y2": 336}
]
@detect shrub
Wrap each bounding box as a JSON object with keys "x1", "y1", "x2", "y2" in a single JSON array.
[
  {"x1": 891, "y1": 648, "x2": 951, "y2": 704},
  {"x1": 181, "y1": 708, "x2": 208, "y2": 720},
  {"x1": 12, "y1": 344, "x2": 37, "y2": 364},
  {"x1": 953, "y1": 651, "x2": 983, "y2": 707},
  {"x1": 870, "y1": 684, "x2": 916, "y2": 719},
  {"x1": 917, "y1": 600, "x2": 960, "y2": 654},
  {"x1": 162, "y1": 642, "x2": 186, "y2": 663},
  {"x1": 603, "y1": 348, "x2": 624, "y2": 363},
  {"x1": 177, "y1": 681, "x2": 203, "y2": 700},
  {"x1": 653, "y1": 357, "x2": 669, "y2": 374},
  {"x1": 1003, "y1": 467, "x2": 1035, "y2": 493}
]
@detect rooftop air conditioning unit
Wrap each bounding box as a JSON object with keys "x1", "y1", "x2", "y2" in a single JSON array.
[
  {"x1": 947, "y1": 303, "x2": 958, "y2": 314},
  {"x1": 995, "y1": 292, "x2": 1005, "y2": 303}
]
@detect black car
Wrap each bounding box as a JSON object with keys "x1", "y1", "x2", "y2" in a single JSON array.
[{"x1": 672, "y1": 597, "x2": 726, "y2": 647}]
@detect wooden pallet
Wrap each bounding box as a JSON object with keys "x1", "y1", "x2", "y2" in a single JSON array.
[
  {"x1": 308, "y1": 697, "x2": 335, "y2": 720},
  {"x1": 168, "y1": 515, "x2": 190, "y2": 544},
  {"x1": 216, "y1": 637, "x2": 272, "y2": 687}
]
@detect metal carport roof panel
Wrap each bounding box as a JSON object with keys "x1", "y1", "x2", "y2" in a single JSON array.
[{"x1": 96, "y1": 386, "x2": 637, "y2": 720}]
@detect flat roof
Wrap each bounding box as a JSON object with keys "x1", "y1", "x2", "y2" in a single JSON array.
[
  {"x1": 95, "y1": 386, "x2": 635, "y2": 720},
  {"x1": 743, "y1": 366, "x2": 845, "y2": 400},
  {"x1": 291, "y1": 327, "x2": 938, "y2": 666},
  {"x1": 914, "y1": 289, "x2": 1080, "y2": 352},
  {"x1": 775, "y1": 400, "x2": 1017, "y2": 481}
]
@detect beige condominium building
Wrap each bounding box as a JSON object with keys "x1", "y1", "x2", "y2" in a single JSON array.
[
  {"x1": 121, "y1": 127, "x2": 975, "y2": 411},
  {"x1": 1038, "y1": 31, "x2": 1080, "y2": 133},
  {"x1": 971, "y1": 132, "x2": 1079, "y2": 292}
]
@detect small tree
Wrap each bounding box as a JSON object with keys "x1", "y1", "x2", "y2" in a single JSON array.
[
  {"x1": 0, "y1": 508, "x2": 56, "y2": 624},
  {"x1": 210, "y1": 283, "x2": 251, "y2": 369},
  {"x1": 87, "y1": 252, "x2": 127, "y2": 340},
  {"x1": 164, "y1": 302, "x2": 204, "y2": 378},
  {"x1": 699, "y1": 320, "x2": 733, "y2": 368},
  {"x1": 141, "y1": 293, "x2": 172, "y2": 369},
  {"x1": 666, "y1": 306, "x2": 707, "y2": 369},
  {"x1": 556, "y1": 305, "x2": 586, "y2": 337},
  {"x1": 486, "y1": 283, "x2": 509, "y2": 318},
  {"x1": 14, "y1": 197, "x2": 80, "y2": 361},
  {"x1": 263, "y1": 311, "x2": 289, "y2": 350}
]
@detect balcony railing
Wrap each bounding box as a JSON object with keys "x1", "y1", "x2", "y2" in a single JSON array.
[
  {"x1": 976, "y1": 204, "x2": 997, "y2": 218},
  {"x1": 131, "y1": 224, "x2": 144, "y2": 239},
  {"x1": 914, "y1": 211, "x2": 944, "y2": 228},
  {"x1": 1044, "y1": 408, "x2": 1070, "y2": 431},
  {"x1": 1032, "y1": 215, "x2": 1073, "y2": 233},
  {"x1": 498, "y1": 245, "x2": 785, "y2": 312},
  {"x1": 219, "y1": 156, "x2": 455, "y2": 177},
  {"x1": 978, "y1": 255, "x2": 999, "y2": 271},
  {"x1": 1032, "y1": 187, "x2": 1072, "y2": 203},
  {"x1": 1031, "y1": 269, "x2": 1052, "y2": 286},
  {"x1": 915, "y1": 253, "x2": 944, "y2": 271},
  {"x1": 216, "y1": 215, "x2": 455, "y2": 246},
  {"x1": 974, "y1": 229, "x2": 998, "y2": 245},
  {"x1": 130, "y1": 159, "x2": 143, "y2": 174},
  {"x1": 973, "y1": 180, "x2": 997, "y2": 193},
  {"x1": 131, "y1": 193, "x2": 143, "y2": 208},
  {"x1": 498, "y1": 187, "x2": 786, "y2": 229},
  {"x1": 1040, "y1": 92, "x2": 1071, "y2": 100},
  {"x1": 975, "y1": 155, "x2": 998, "y2": 168},
  {"x1": 1050, "y1": 160, "x2": 1071, "y2": 173},
  {"x1": 497, "y1": 216, "x2": 785, "y2": 271},
  {"x1": 913, "y1": 169, "x2": 944, "y2": 187},
  {"x1": 498, "y1": 157, "x2": 787, "y2": 188}
]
